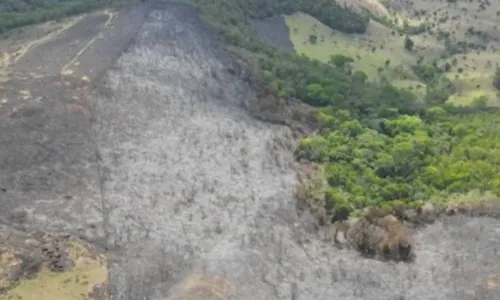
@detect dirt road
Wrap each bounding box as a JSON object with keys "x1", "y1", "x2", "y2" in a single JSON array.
[{"x1": 0, "y1": 3, "x2": 498, "y2": 300}]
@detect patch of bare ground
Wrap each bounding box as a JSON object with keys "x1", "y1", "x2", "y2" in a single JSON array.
[
  {"x1": 166, "y1": 275, "x2": 230, "y2": 300},
  {"x1": 251, "y1": 15, "x2": 295, "y2": 53},
  {"x1": 0, "y1": 14, "x2": 85, "y2": 84}
]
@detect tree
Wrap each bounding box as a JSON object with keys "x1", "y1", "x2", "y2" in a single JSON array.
[
  {"x1": 329, "y1": 54, "x2": 354, "y2": 69},
  {"x1": 306, "y1": 83, "x2": 330, "y2": 106},
  {"x1": 404, "y1": 36, "x2": 414, "y2": 51},
  {"x1": 444, "y1": 62, "x2": 452, "y2": 72},
  {"x1": 391, "y1": 140, "x2": 416, "y2": 176},
  {"x1": 472, "y1": 96, "x2": 488, "y2": 108},
  {"x1": 381, "y1": 115, "x2": 423, "y2": 136},
  {"x1": 309, "y1": 34, "x2": 318, "y2": 44},
  {"x1": 340, "y1": 120, "x2": 364, "y2": 137},
  {"x1": 352, "y1": 70, "x2": 368, "y2": 83},
  {"x1": 412, "y1": 63, "x2": 437, "y2": 83},
  {"x1": 493, "y1": 67, "x2": 500, "y2": 90}
]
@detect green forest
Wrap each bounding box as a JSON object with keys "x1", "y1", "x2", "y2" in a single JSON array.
[
  {"x1": 4, "y1": 0, "x2": 499, "y2": 217},
  {"x1": 296, "y1": 108, "x2": 500, "y2": 212}
]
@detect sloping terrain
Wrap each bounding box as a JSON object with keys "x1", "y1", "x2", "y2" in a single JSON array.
[
  {"x1": 284, "y1": 12, "x2": 423, "y2": 80},
  {"x1": 253, "y1": 0, "x2": 500, "y2": 106},
  {"x1": 0, "y1": 225, "x2": 108, "y2": 300},
  {"x1": 0, "y1": 2, "x2": 499, "y2": 300},
  {"x1": 345, "y1": 0, "x2": 392, "y2": 17},
  {"x1": 253, "y1": 12, "x2": 441, "y2": 94},
  {"x1": 386, "y1": 0, "x2": 500, "y2": 105}
]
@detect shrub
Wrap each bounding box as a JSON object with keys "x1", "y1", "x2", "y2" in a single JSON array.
[{"x1": 404, "y1": 36, "x2": 414, "y2": 51}]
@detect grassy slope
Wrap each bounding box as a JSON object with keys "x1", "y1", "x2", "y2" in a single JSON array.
[
  {"x1": 285, "y1": 13, "x2": 437, "y2": 85},
  {"x1": 285, "y1": 0, "x2": 500, "y2": 106},
  {"x1": 1, "y1": 242, "x2": 107, "y2": 300},
  {"x1": 405, "y1": 0, "x2": 500, "y2": 106}
]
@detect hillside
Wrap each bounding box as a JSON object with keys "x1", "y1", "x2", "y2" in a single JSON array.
[
  {"x1": 0, "y1": 0, "x2": 106, "y2": 33},
  {"x1": 0, "y1": 1, "x2": 499, "y2": 300},
  {"x1": 253, "y1": 0, "x2": 500, "y2": 106},
  {"x1": 0, "y1": 0, "x2": 80, "y2": 12},
  {"x1": 249, "y1": 0, "x2": 500, "y2": 221}
]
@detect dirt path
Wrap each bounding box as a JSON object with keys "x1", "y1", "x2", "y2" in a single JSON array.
[
  {"x1": 13, "y1": 16, "x2": 85, "y2": 65},
  {"x1": 0, "y1": 15, "x2": 85, "y2": 82},
  {"x1": 61, "y1": 10, "x2": 118, "y2": 76}
]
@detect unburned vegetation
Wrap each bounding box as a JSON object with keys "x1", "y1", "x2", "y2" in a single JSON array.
[
  {"x1": 284, "y1": 12, "x2": 436, "y2": 82},
  {"x1": 277, "y1": 0, "x2": 500, "y2": 107}
]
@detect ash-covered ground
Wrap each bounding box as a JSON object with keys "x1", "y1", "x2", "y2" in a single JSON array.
[
  {"x1": 251, "y1": 16, "x2": 295, "y2": 53},
  {"x1": 0, "y1": 3, "x2": 498, "y2": 300}
]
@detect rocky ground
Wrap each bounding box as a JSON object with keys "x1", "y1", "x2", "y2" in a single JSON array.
[{"x1": 0, "y1": 2, "x2": 498, "y2": 300}]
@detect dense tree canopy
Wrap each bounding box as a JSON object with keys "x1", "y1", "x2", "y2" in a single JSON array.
[
  {"x1": 494, "y1": 67, "x2": 500, "y2": 91},
  {"x1": 296, "y1": 108, "x2": 500, "y2": 214}
]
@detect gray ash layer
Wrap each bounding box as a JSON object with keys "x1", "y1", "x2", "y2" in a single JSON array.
[{"x1": 251, "y1": 16, "x2": 295, "y2": 53}]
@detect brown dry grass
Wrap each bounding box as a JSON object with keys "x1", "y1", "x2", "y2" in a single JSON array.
[
  {"x1": 443, "y1": 192, "x2": 500, "y2": 217},
  {"x1": 169, "y1": 276, "x2": 230, "y2": 300},
  {"x1": 344, "y1": 210, "x2": 414, "y2": 261},
  {"x1": 475, "y1": 265, "x2": 500, "y2": 298}
]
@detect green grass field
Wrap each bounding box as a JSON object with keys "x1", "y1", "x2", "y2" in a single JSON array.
[
  {"x1": 284, "y1": 11, "x2": 500, "y2": 106},
  {"x1": 442, "y1": 53, "x2": 500, "y2": 106},
  {"x1": 446, "y1": 72, "x2": 498, "y2": 106},
  {"x1": 285, "y1": 13, "x2": 416, "y2": 81},
  {"x1": 392, "y1": 79, "x2": 427, "y2": 98}
]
